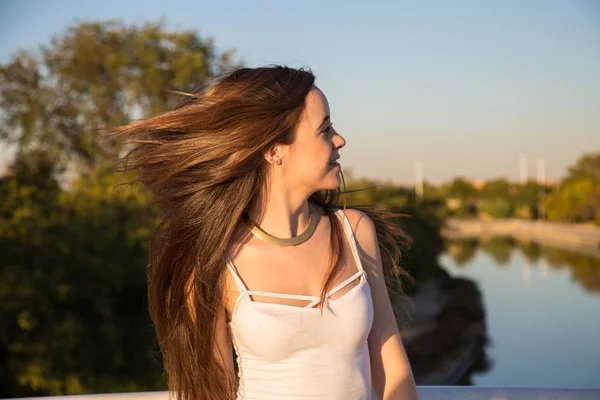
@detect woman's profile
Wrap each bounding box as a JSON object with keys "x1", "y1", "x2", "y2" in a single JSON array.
[{"x1": 110, "y1": 66, "x2": 418, "y2": 400}]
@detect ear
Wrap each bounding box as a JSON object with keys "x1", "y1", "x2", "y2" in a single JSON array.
[{"x1": 263, "y1": 145, "x2": 283, "y2": 165}]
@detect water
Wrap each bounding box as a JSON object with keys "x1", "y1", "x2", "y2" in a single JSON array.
[{"x1": 441, "y1": 240, "x2": 600, "y2": 389}]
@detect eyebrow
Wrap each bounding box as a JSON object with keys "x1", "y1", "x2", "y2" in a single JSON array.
[{"x1": 317, "y1": 115, "x2": 330, "y2": 132}]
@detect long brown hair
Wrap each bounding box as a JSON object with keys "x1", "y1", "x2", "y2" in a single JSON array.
[{"x1": 109, "y1": 65, "x2": 411, "y2": 400}]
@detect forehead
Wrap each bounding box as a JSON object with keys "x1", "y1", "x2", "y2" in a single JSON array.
[{"x1": 301, "y1": 86, "x2": 330, "y2": 127}]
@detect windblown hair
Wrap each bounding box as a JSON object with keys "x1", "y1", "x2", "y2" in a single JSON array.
[{"x1": 109, "y1": 65, "x2": 412, "y2": 400}]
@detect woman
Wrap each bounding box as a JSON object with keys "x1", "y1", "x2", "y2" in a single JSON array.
[{"x1": 110, "y1": 66, "x2": 418, "y2": 400}]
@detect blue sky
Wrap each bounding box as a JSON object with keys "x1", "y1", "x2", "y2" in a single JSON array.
[{"x1": 1, "y1": 0, "x2": 599, "y2": 184}]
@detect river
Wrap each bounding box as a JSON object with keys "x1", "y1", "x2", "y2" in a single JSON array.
[{"x1": 441, "y1": 239, "x2": 600, "y2": 389}]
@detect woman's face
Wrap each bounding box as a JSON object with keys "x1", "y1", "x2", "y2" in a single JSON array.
[{"x1": 275, "y1": 86, "x2": 346, "y2": 193}]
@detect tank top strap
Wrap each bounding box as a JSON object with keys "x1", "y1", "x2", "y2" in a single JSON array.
[
  {"x1": 225, "y1": 256, "x2": 248, "y2": 293},
  {"x1": 334, "y1": 209, "x2": 366, "y2": 275}
]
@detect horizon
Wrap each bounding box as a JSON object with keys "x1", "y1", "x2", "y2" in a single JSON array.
[{"x1": 1, "y1": 0, "x2": 599, "y2": 185}]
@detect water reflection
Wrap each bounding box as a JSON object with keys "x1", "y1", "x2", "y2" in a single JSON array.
[
  {"x1": 446, "y1": 238, "x2": 600, "y2": 293},
  {"x1": 400, "y1": 270, "x2": 492, "y2": 386},
  {"x1": 442, "y1": 239, "x2": 600, "y2": 388}
]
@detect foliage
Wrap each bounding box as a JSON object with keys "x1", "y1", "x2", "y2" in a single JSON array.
[
  {"x1": 344, "y1": 178, "x2": 446, "y2": 286},
  {"x1": 0, "y1": 19, "x2": 239, "y2": 396},
  {"x1": 430, "y1": 158, "x2": 600, "y2": 224},
  {"x1": 477, "y1": 198, "x2": 513, "y2": 219},
  {"x1": 0, "y1": 19, "x2": 238, "y2": 174},
  {"x1": 512, "y1": 180, "x2": 545, "y2": 219},
  {"x1": 0, "y1": 163, "x2": 165, "y2": 397},
  {"x1": 479, "y1": 178, "x2": 511, "y2": 199},
  {"x1": 543, "y1": 153, "x2": 600, "y2": 224},
  {"x1": 444, "y1": 177, "x2": 478, "y2": 201},
  {"x1": 565, "y1": 153, "x2": 600, "y2": 183}
]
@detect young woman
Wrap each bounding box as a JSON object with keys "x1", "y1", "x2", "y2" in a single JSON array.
[{"x1": 110, "y1": 66, "x2": 418, "y2": 400}]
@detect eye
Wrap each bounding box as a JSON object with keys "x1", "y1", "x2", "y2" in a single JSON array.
[{"x1": 322, "y1": 123, "x2": 334, "y2": 135}]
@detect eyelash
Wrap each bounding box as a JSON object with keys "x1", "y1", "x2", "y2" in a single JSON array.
[{"x1": 322, "y1": 123, "x2": 334, "y2": 134}]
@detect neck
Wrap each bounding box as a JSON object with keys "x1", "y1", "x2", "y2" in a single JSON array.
[{"x1": 248, "y1": 181, "x2": 313, "y2": 239}]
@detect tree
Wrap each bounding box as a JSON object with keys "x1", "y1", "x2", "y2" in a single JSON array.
[
  {"x1": 513, "y1": 180, "x2": 546, "y2": 219},
  {"x1": 543, "y1": 152, "x2": 600, "y2": 224},
  {"x1": 0, "y1": 20, "x2": 239, "y2": 176},
  {"x1": 344, "y1": 178, "x2": 446, "y2": 288},
  {"x1": 445, "y1": 177, "x2": 478, "y2": 201},
  {"x1": 543, "y1": 177, "x2": 597, "y2": 222},
  {"x1": 0, "y1": 19, "x2": 239, "y2": 396},
  {"x1": 0, "y1": 164, "x2": 165, "y2": 397},
  {"x1": 565, "y1": 153, "x2": 600, "y2": 182},
  {"x1": 478, "y1": 197, "x2": 513, "y2": 219},
  {"x1": 480, "y1": 178, "x2": 512, "y2": 199}
]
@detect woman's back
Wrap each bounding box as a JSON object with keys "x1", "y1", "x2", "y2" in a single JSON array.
[{"x1": 225, "y1": 209, "x2": 374, "y2": 399}]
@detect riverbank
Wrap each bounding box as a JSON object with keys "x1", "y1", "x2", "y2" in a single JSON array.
[
  {"x1": 442, "y1": 219, "x2": 600, "y2": 258},
  {"x1": 395, "y1": 272, "x2": 488, "y2": 385}
]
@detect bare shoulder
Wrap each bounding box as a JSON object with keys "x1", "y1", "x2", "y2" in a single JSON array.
[
  {"x1": 342, "y1": 208, "x2": 376, "y2": 242},
  {"x1": 341, "y1": 208, "x2": 380, "y2": 272}
]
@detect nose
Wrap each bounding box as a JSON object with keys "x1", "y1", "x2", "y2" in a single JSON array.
[{"x1": 332, "y1": 130, "x2": 346, "y2": 149}]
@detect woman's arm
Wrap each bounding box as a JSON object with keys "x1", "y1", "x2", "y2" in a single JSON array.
[{"x1": 344, "y1": 209, "x2": 418, "y2": 400}]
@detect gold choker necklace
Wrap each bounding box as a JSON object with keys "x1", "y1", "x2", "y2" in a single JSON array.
[{"x1": 244, "y1": 209, "x2": 317, "y2": 246}]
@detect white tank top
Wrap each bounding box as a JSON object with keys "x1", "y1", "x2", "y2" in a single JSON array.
[{"x1": 226, "y1": 209, "x2": 374, "y2": 400}]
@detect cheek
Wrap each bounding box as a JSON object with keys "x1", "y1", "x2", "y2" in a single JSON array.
[
  {"x1": 297, "y1": 144, "x2": 329, "y2": 166},
  {"x1": 287, "y1": 140, "x2": 332, "y2": 178},
  {"x1": 289, "y1": 155, "x2": 327, "y2": 183}
]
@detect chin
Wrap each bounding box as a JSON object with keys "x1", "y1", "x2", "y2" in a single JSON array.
[{"x1": 320, "y1": 175, "x2": 342, "y2": 191}]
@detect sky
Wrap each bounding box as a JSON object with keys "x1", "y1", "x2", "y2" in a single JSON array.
[{"x1": 1, "y1": 0, "x2": 599, "y2": 184}]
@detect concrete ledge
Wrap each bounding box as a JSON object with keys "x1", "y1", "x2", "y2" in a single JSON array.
[
  {"x1": 5, "y1": 387, "x2": 600, "y2": 400},
  {"x1": 418, "y1": 386, "x2": 600, "y2": 399}
]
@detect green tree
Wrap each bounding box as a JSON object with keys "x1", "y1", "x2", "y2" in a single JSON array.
[
  {"x1": 0, "y1": 19, "x2": 238, "y2": 397},
  {"x1": 439, "y1": 177, "x2": 478, "y2": 218},
  {"x1": 0, "y1": 162, "x2": 165, "y2": 397},
  {"x1": 543, "y1": 177, "x2": 597, "y2": 222},
  {"x1": 344, "y1": 179, "x2": 446, "y2": 288},
  {"x1": 480, "y1": 178, "x2": 512, "y2": 199},
  {"x1": 0, "y1": 19, "x2": 238, "y2": 174},
  {"x1": 445, "y1": 177, "x2": 478, "y2": 201},
  {"x1": 565, "y1": 153, "x2": 600, "y2": 182},
  {"x1": 543, "y1": 153, "x2": 600, "y2": 224},
  {"x1": 478, "y1": 198, "x2": 513, "y2": 219},
  {"x1": 511, "y1": 180, "x2": 550, "y2": 220}
]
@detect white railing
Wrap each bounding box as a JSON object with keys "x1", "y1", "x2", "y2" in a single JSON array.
[{"x1": 4, "y1": 387, "x2": 600, "y2": 400}]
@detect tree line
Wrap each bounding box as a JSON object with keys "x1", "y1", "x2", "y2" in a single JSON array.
[{"x1": 411, "y1": 153, "x2": 600, "y2": 225}]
